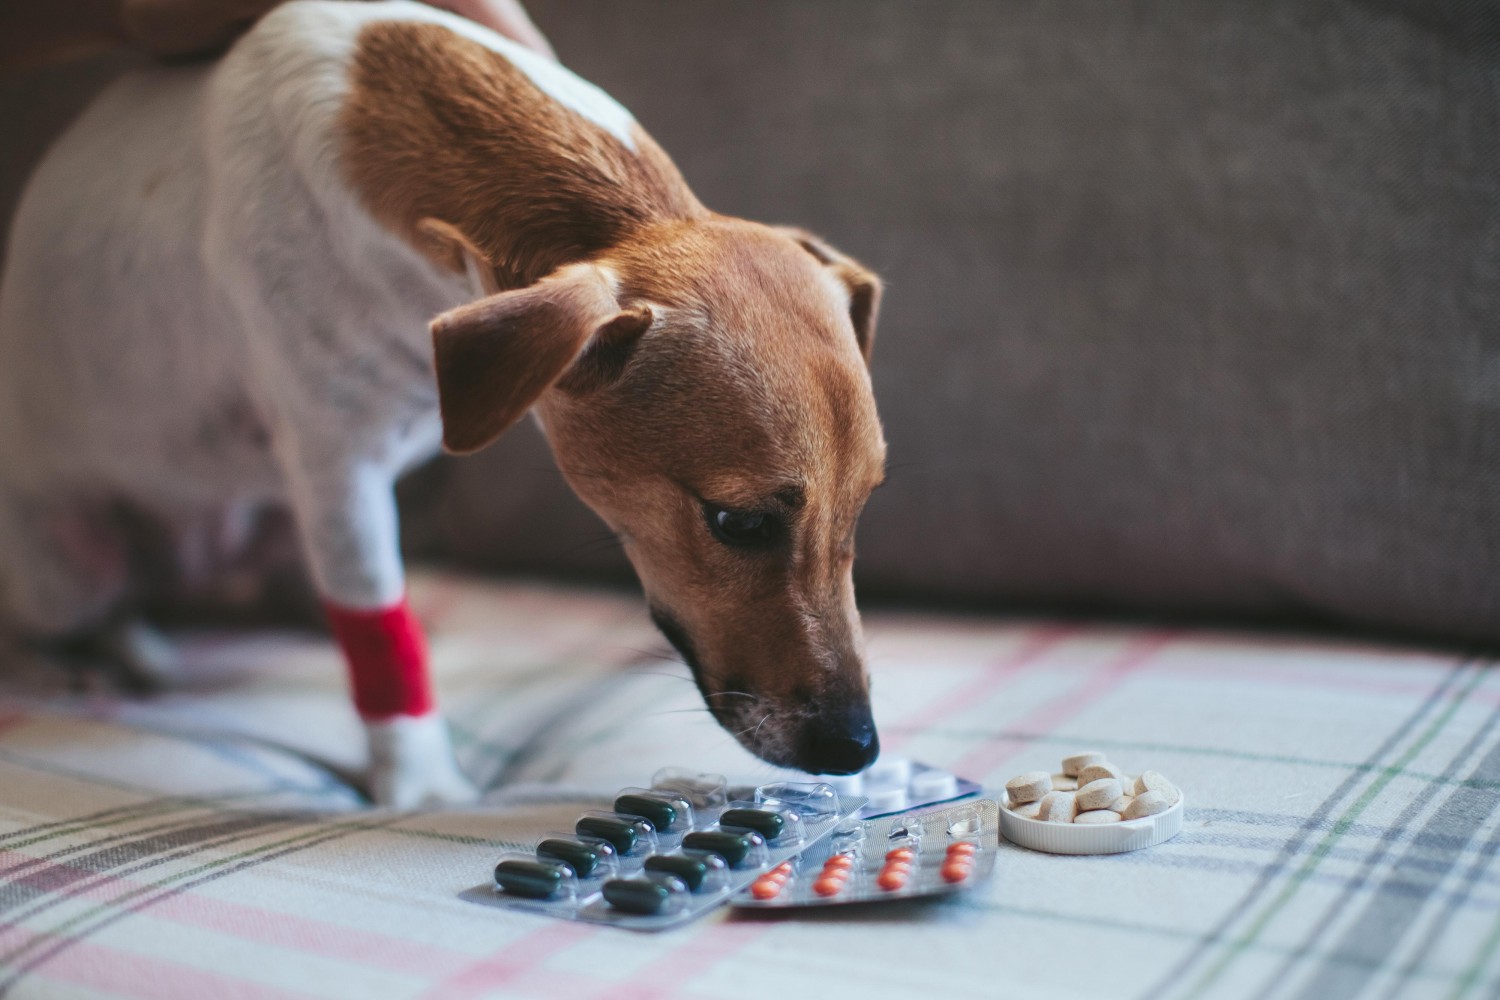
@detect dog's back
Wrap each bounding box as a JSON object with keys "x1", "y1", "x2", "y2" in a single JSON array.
[
  {"x1": 1, "y1": 2, "x2": 522, "y2": 489},
  {"x1": 1, "y1": 59, "x2": 224, "y2": 493},
  {"x1": 0, "y1": 0, "x2": 637, "y2": 633}
]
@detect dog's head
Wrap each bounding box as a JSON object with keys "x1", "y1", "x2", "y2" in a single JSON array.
[{"x1": 429, "y1": 218, "x2": 885, "y2": 774}]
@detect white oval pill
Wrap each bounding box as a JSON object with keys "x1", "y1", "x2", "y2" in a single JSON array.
[
  {"x1": 822, "y1": 772, "x2": 866, "y2": 796},
  {"x1": 864, "y1": 756, "x2": 913, "y2": 791},
  {"x1": 1077, "y1": 762, "x2": 1126, "y2": 787},
  {"x1": 1005, "y1": 771, "x2": 1053, "y2": 806},
  {"x1": 1037, "y1": 791, "x2": 1077, "y2": 823},
  {"x1": 1134, "y1": 770, "x2": 1180, "y2": 804},
  {"x1": 910, "y1": 769, "x2": 959, "y2": 801},
  {"x1": 1123, "y1": 790, "x2": 1170, "y2": 820},
  {"x1": 1051, "y1": 773, "x2": 1078, "y2": 791},
  {"x1": 1012, "y1": 800, "x2": 1043, "y2": 819},
  {"x1": 865, "y1": 786, "x2": 910, "y2": 813},
  {"x1": 1075, "y1": 809, "x2": 1122, "y2": 825},
  {"x1": 1061, "y1": 752, "x2": 1107, "y2": 777},
  {"x1": 1076, "y1": 777, "x2": 1123, "y2": 811}
]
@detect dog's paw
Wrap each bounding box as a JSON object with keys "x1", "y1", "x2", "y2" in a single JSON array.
[
  {"x1": 369, "y1": 759, "x2": 480, "y2": 809},
  {"x1": 364, "y1": 712, "x2": 479, "y2": 809}
]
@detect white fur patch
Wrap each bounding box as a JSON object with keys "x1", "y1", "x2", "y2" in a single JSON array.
[
  {"x1": 365, "y1": 712, "x2": 478, "y2": 807},
  {"x1": 407, "y1": 5, "x2": 639, "y2": 150},
  {"x1": 269, "y1": 2, "x2": 639, "y2": 151}
]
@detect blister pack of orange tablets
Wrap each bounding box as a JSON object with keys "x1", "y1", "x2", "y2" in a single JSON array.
[{"x1": 732, "y1": 798, "x2": 1000, "y2": 909}]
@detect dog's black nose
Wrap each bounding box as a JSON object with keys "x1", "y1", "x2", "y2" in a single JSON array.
[{"x1": 798, "y1": 710, "x2": 880, "y2": 775}]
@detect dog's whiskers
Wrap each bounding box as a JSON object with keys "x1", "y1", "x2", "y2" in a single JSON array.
[
  {"x1": 751, "y1": 712, "x2": 771, "y2": 741},
  {"x1": 729, "y1": 711, "x2": 773, "y2": 741},
  {"x1": 621, "y1": 667, "x2": 697, "y2": 682}
]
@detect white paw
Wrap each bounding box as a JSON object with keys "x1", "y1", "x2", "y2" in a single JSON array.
[{"x1": 364, "y1": 712, "x2": 479, "y2": 808}]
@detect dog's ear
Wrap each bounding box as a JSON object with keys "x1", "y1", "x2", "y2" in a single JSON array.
[
  {"x1": 416, "y1": 218, "x2": 502, "y2": 295},
  {"x1": 778, "y1": 227, "x2": 882, "y2": 363},
  {"x1": 430, "y1": 263, "x2": 652, "y2": 455}
]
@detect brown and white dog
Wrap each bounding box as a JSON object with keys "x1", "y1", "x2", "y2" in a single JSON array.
[{"x1": 0, "y1": 0, "x2": 887, "y2": 805}]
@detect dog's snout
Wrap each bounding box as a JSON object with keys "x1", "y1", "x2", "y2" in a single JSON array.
[
  {"x1": 797, "y1": 706, "x2": 880, "y2": 775},
  {"x1": 810, "y1": 732, "x2": 880, "y2": 776}
]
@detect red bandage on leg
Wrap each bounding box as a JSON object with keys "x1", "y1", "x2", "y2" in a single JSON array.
[{"x1": 324, "y1": 597, "x2": 434, "y2": 720}]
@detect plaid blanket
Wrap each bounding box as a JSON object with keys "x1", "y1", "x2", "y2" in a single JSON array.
[{"x1": 0, "y1": 570, "x2": 1492, "y2": 1000}]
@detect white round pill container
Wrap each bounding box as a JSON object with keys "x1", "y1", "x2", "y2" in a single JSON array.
[
  {"x1": 1000, "y1": 791, "x2": 1184, "y2": 854},
  {"x1": 998, "y1": 755, "x2": 1185, "y2": 854}
]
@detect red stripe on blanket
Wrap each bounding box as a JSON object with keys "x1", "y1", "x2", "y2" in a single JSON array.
[
  {"x1": 418, "y1": 921, "x2": 598, "y2": 999},
  {"x1": 952, "y1": 631, "x2": 1177, "y2": 778},
  {"x1": 324, "y1": 597, "x2": 434, "y2": 719},
  {"x1": 18, "y1": 938, "x2": 321, "y2": 999},
  {"x1": 594, "y1": 921, "x2": 770, "y2": 1000},
  {"x1": 882, "y1": 625, "x2": 1074, "y2": 753},
  {"x1": 0, "y1": 848, "x2": 473, "y2": 978}
]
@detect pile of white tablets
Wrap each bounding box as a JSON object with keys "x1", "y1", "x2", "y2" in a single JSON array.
[{"x1": 1003, "y1": 751, "x2": 1180, "y2": 825}]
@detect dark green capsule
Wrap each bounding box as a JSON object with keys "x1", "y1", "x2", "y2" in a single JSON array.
[
  {"x1": 681, "y1": 830, "x2": 761, "y2": 867},
  {"x1": 602, "y1": 878, "x2": 673, "y2": 915},
  {"x1": 643, "y1": 854, "x2": 711, "y2": 891},
  {"x1": 575, "y1": 816, "x2": 639, "y2": 854},
  {"x1": 718, "y1": 808, "x2": 785, "y2": 841},
  {"x1": 536, "y1": 838, "x2": 602, "y2": 877},
  {"x1": 614, "y1": 793, "x2": 679, "y2": 832},
  {"x1": 494, "y1": 859, "x2": 566, "y2": 900}
]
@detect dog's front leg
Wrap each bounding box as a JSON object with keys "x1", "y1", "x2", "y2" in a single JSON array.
[{"x1": 282, "y1": 457, "x2": 477, "y2": 808}]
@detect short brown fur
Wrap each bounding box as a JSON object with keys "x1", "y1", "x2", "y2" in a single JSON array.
[{"x1": 340, "y1": 21, "x2": 703, "y2": 288}]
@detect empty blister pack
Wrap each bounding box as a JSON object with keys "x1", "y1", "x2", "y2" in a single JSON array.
[
  {"x1": 462, "y1": 767, "x2": 866, "y2": 930},
  {"x1": 809, "y1": 756, "x2": 982, "y2": 818},
  {"x1": 732, "y1": 798, "x2": 999, "y2": 909}
]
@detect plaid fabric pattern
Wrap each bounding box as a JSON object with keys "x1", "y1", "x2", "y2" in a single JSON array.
[{"x1": 0, "y1": 570, "x2": 1494, "y2": 999}]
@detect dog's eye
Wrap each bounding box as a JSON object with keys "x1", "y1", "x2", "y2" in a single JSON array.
[{"x1": 704, "y1": 505, "x2": 780, "y2": 548}]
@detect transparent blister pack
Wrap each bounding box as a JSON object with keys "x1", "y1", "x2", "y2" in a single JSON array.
[
  {"x1": 809, "y1": 756, "x2": 982, "y2": 818},
  {"x1": 611, "y1": 788, "x2": 695, "y2": 843},
  {"x1": 535, "y1": 832, "x2": 622, "y2": 881},
  {"x1": 572, "y1": 811, "x2": 659, "y2": 862},
  {"x1": 462, "y1": 767, "x2": 867, "y2": 930},
  {"x1": 732, "y1": 798, "x2": 1000, "y2": 909}
]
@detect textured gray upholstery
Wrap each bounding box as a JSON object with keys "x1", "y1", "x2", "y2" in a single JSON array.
[{"x1": 3, "y1": 2, "x2": 1496, "y2": 641}]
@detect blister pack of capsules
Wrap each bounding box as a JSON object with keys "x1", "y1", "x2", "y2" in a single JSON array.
[
  {"x1": 815, "y1": 756, "x2": 982, "y2": 818},
  {"x1": 463, "y1": 767, "x2": 866, "y2": 930},
  {"x1": 732, "y1": 798, "x2": 999, "y2": 909}
]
